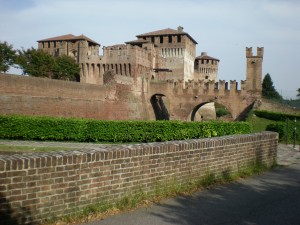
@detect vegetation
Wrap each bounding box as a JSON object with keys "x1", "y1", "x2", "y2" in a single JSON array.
[
  {"x1": 0, "y1": 41, "x2": 16, "y2": 73},
  {"x1": 262, "y1": 73, "x2": 282, "y2": 100},
  {"x1": 44, "y1": 161, "x2": 273, "y2": 225},
  {"x1": 0, "y1": 40, "x2": 80, "y2": 80},
  {"x1": 297, "y1": 88, "x2": 300, "y2": 98},
  {"x1": 0, "y1": 115, "x2": 252, "y2": 143},
  {"x1": 253, "y1": 110, "x2": 300, "y2": 121},
  {"x1": 16, "y1": 48, "x2": 80, "y2": 81},
  {"x1": 247, "y1": 110, "x2": 300, "y2": 143},
  {"x1": 215, "y1": 103, "x2": 230, "y2": 118}
]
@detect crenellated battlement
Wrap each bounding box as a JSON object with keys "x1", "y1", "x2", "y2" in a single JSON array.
[
  {"x1": 155, "y1": 79, "x2": 249, "y2": 95},
  {"x1": 246, "y1": 47, "x2": 264, "y2": 58}
]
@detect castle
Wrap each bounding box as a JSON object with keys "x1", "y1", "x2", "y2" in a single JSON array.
[
  {"x1": 0, "y1": 27, "x2": 264, "y2": 121},
  {"x1": 37, "y1": 26, "x2": 220, "y2": 85}
]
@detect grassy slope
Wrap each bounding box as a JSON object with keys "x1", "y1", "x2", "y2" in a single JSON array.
[{"x1": 245, "y1": 111, "x2": 275, "y2": 133}]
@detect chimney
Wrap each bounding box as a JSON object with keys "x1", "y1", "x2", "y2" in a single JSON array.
[{"x1": 177, "y1": 26, "x2": 184, "y2": 32}]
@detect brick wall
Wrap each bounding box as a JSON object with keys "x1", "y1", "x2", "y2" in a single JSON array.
[
  {"x1": 0, "y1": 132, "x2": 278, "y2": 224},
  {"x1": 0, "y1": 74, "x2": 150, "y2": 120}
]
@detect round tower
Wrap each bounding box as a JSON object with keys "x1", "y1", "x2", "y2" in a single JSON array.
[{"x1": 194, "y1": 52, "x2": 219, "y2": 82}]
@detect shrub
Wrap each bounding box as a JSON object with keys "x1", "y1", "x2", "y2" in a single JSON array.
[
  {"x1": 0, "y1": 115, "x2": 252, "y2": 143},
  {"x1": 265, "y1": 123, "x2": 285, "y2": 141},
  {"x1": 253, "y1": 110, "x2": 300, "y2": 122}
]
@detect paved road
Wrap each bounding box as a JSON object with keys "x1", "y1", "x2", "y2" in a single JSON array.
[{"x1": 82, "y1": 145, "x2": 300, "y2": 225}]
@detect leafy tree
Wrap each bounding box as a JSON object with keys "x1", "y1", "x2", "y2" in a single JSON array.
[
  {"x1": 297, "y1": 88, "x2": 300, "y2": 98},
  {"x1": 16, "y1": 48, "x2": 80, "y2": 81},
  {"x1": 53, "y1": 55, "x2": 80, "y2": 81},
  {"x1": 0, "y1": 41, "x2": 16, "y2": 73},
  {"x1": 16, "y1": 48, "x2": 56, "y2": 78},
  {"x1": 262, "y1": 73, "x2": 282, "y2": 100}
]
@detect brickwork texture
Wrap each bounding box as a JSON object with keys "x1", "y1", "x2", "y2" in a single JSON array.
[{"x1": 0, "y1": 132, "x2": 278, "y2": 224}]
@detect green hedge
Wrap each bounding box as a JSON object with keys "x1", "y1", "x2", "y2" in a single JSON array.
[
  {"x1": 0, "y1": 115, "x2": 252, "y2": 143},
  {"x1": 266, "y1": 121, "x2": 300, "y2": 143},
  {"x1": 254, "y1": 110, "x2": 300, "y2": 121}
]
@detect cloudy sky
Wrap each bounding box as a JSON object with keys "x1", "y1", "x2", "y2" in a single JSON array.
[{"x1": 1, "y1": 0, "x2": 299, "y2": 98}]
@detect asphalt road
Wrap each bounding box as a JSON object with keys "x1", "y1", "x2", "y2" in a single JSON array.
[{"x1": 82, "y1": 162, "x2": 300, "y2": 225}]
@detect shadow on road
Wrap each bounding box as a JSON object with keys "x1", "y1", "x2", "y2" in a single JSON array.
[{"x1": 150, "y1": 164, "x2": 300, "y2": 225}]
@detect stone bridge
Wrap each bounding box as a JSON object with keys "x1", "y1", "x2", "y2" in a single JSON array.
[{"x1": 147, "y1": 79, "x2": 259, "y2": 121}]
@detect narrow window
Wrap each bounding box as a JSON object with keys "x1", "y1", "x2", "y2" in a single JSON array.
[
  {"x1": 151, "y1": 36, "x2": 154, "y2": 43},
  {"x1": 160, "y1": 36, "x2": 163, "y2": 43},
  {"x1": 48, "y1": 42, "x2": 50, "y2": 48},
  {"x1": 177, "y1": 35, "x2": 181, "y2": 43},
  {"x1": 168, "y1": 35, "x2": 172, "y2": 43},
  {"x1": 129, "y1": 64, "x2": 131, "y2": 76},
  {"x1": 54, "y1": 42, "x2": 56, "y2": 48}
]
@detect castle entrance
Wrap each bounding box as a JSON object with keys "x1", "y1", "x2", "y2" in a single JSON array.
[{"x1": 150, "y1": 94, "x2": 170, "y2": 120}]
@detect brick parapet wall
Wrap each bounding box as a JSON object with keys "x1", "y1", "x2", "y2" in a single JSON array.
[{"x1": 0, "y1": 132, "x2": 278, "y2": 224}]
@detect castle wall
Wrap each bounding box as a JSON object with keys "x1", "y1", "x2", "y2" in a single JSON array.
[{"x1": 0, "y1": 74, "x2": 150, "y2": 120}]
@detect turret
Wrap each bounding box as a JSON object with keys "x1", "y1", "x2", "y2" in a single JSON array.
[{"x1": 245, "y1": 47, "x2": 264, "y2": 96}]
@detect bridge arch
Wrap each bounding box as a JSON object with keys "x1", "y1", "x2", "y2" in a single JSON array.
[
  {"x1": 189, "y1": 101, "x2": 233, "y2": 121},
  {"x1": 150, "y1": 94, "x2": 170, "y2": 120}
]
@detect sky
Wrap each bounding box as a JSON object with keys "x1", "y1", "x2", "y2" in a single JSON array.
[{"x1": 0, "y1": 0, "x2": 299, "y2": 98}]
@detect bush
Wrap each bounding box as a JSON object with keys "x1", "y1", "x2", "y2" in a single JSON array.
[
  {"x1": 253, "y1": 110, "x2": 300, "y2": 122},
  {"x1": 0, "y1": 115, "x2": 253, "y2": 143},
  {"x1": 265, "y1": 124, "x2": 285, "y2": 141}
]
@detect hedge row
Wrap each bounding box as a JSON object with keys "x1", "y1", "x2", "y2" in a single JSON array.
[
  {"x1": 266, "y1": 121, "x2": 300, "y2": 143},
  {"x1": 254, "y1": 110, "x2": 300, "y2": 122},
  {"x1": 0, "y1": 115, "x2": 252, "y2": 143}
]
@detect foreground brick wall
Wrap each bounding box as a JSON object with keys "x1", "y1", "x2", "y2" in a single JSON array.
[{"x1": 0, "y1": 132, "x2": 278, "y2": 224}]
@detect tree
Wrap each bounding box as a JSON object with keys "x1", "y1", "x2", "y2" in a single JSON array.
[
  {"x1": 297, "y1": 88, "x2": 300, "y2": 98},
  {"x1": 0, "y1": 41, "x2": 16, "y2": 73},
  {"x1": 262, "y1": 73, "x2": 283, "y2": 100},
  {"x1": 16, "y1": 48, "x2": 56, "y2": 78},
  {"x1": 53, "y1": 55, "x2": 80, "y2": 81},
  {"x1": 15, "y1": 48, "x2": 80, "y2": 81}
]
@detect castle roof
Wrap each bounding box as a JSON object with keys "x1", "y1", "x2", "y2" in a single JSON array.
[
  {"x1": 125, "y1": 39, "x2": 149, "y2": 47},
  {"x1": 37, "y1": 34, "x2": 100, "y2": 46},
  {"x1": 125, "y1": 39, "x2": 149, "y2": 44},
  {"x1": 196, "y1": 52, "x2": 219, "y2": 61},
  {"x1": 136, "y1": 28, "x2": 198, "y2": 44}
]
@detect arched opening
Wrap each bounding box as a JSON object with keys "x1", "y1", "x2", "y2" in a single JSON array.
[
  {"x1": 150, "y1": 94, "x2": 170, "y2": 120},
  {"x1": 191, "y1": 102, "x2": 211, "y2": 121},
  {"x1": 215, "y1": 102, "x2": 233, "y2": 121},
  {"x1": 190, "y1": 102, "x2": 233, "y2": 121}
]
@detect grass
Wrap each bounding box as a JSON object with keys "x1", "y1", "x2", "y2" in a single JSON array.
[
  {"x1": 245, "y1": 110, "x2": 274, "y2": 132},
  {"x1": 43, "y1": 161, "x2": 274, "y2": 225},
  {"x1": 0, "y1": 144, "x2": 79, "y2": 153}
]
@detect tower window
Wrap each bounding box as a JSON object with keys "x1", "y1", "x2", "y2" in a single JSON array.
[
  {"x1": 151, "y1": 36, "x2": 154, "y2": 43},
  {"x1": 177, "y1": 35, "x2": 181, "y2": 43},
  {"x1": 168, "y1": 35, "x2": 172, "y2": 43},
  {"x1": 160, "y1": 36, "x2": 163, "y2": 43},
  {"x1": 205, "y1": 76, "x2": 209, "y2": 79}
]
